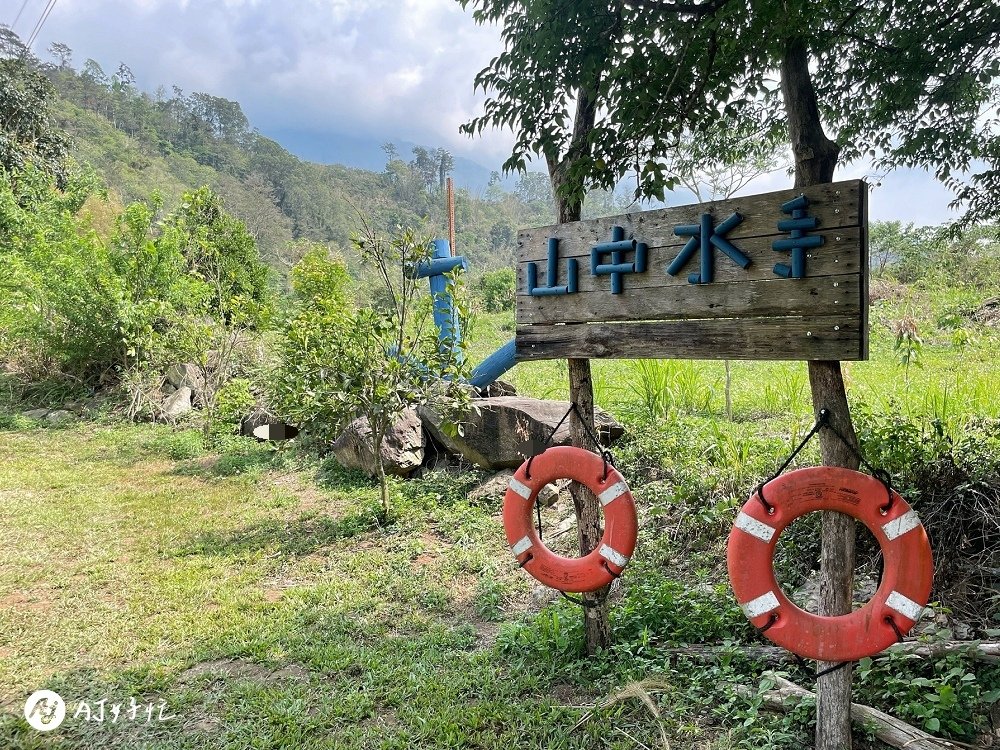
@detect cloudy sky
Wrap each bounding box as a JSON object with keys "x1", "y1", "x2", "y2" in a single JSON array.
[{"x1": 16, "y1": 0, "x2": 959, "y2": 224}]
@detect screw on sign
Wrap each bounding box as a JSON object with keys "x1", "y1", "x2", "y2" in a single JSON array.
[{"x1": 726, "y1": 466, "x2": 934, "y2": 662}]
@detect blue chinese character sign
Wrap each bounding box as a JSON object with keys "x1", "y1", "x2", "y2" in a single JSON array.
[
  {"x1": 590, "y1": 226, "x2": 648, "y2": 294},
  {"x1": 666, "y1": 212, "x2": 751, "y2": 284},
  {"x1": 515, "y1": 180, "x2": 868, "y2": 362},
  {"x1": 772, "y1": 195, "x2": 824, "y2": 279}
]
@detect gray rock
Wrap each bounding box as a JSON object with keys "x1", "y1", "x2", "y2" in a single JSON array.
[
  {"x1": 45, "y1": 409, "x2": 75, "y2": 424},
  {"x1": 469, "y1": 470, "x2": 567, "y2": 507},
  {"x1": 240, "y1": 406, "x2": 272, "y2": 436},
  {"x1": 331, "y1": 407, "x2": 424, "y2": 478},
  {"x1": 476, "y1": 379, "x2": 517, "y2": 398},
  {"x1": 421, "y1": 397, "x2": 624, "y2": 469},
  {"x1": 162, "y1": 383, "x2": 177, "y2": 396},
  {"x1": 162, "y1": 386, "x2": 193, "y2": 419},
  {"x1": 21, "y1": 408, "x2": 50, "y2": 420},
  {"x1": 165, "y1": 363, "x2": 205, "y2": 392}
]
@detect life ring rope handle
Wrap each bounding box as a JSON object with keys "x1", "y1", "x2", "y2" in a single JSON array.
[
  {"x1": 524, "y1": 402, "x2": 615, "y2": 482},
  {"x1": 754, "y1": 408, "x2": 895, "y2": 516}
]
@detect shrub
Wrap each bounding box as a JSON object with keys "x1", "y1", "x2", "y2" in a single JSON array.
[
  {"x1": 271, "y1": 229, "x2": 471, "y2": 515},
  {"x1": 476, "y1": 267, "x2": 516, "y2": 313}
]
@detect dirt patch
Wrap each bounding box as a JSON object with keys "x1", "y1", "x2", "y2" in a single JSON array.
[
  {"x1": 550, "y1": 682, "x2": 593, "y2": 707},
  {"x1": 263, "y1": 587, "x2": 284, "y2": 603},
  {"x1": 411, "y1": 530, "x2": 452, "y2": 567},
  {"x1": 179, "y1": 658, "x2": 309, "y2": 684},
  {"x1": 0, "y1": 591, "x2": 53, "y2": 613},
  {"x1": 184, "y1": 715, "x2": 222, "y2": 734}
]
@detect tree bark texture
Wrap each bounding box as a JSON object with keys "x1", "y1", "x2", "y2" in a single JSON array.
[
  {"x1": 568, "y1": 358, "x2": 612, "y2": 653},
  {"x1": 544, "y1": 50, "x2": 614, "y2": 653},
  {"x1": 782, "y1": 35, "x2": 857, "y2": 750}
]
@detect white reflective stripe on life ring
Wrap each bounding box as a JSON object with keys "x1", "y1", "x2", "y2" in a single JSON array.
[
  {"x1": 886, "y1": 590, "x2": 923, "y2": 621},
  {"x1": 508, "y1": 478, "x2": 532, "y2": 500},
  {"x1": 882, "y1": 510, "x2": 921, "y2": 541},
  {"x1": 735, "y1": 511, "x2": 777, "y2": 543},
  {"x1": 598, "y1": 481, "x2": 629, "y2": 507},
  {"x1": 741, "y1": 590, "x2": 780, "y2": 619},
  {"x1": 598, "y1": 544, "x2": 629, "y2": 568},
  {"x1": 511, "y1": 536, "x2": 533, "y2": 556}
]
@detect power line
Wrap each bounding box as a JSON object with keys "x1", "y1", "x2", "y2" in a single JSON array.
[
  {"x1": 12, "y1": 0, "x2": 34, "y2": 30},
  {"x1": 25, "y1": 0, "x2": 58, "y2": 52}
]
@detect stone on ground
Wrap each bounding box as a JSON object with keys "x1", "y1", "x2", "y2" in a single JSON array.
[
  {"x1": 331, "y1": 407, "x2": 424, "y2": 478},
  {"x1": 162, "y1": 386, "x2": 193, "y2": 419},
  {"x1": 165, "y1": 363, "x2": 205, "y2": 393},
  {"x1": 421, "y1": 397, "x2": 624, "y2": 469}
]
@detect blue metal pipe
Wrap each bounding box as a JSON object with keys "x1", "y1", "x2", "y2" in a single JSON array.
[{"x1": 471, "y1": 339, "x2": 517, "y2": 389}]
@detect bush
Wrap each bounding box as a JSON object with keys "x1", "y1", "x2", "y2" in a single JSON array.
[
  {"x1": 1, "y1": 173, "x2": 271, "y2": 388},
  {"x1": 271, "y1": 229, "x2": 471, "y2": 514},
  {"x1": 476, "y1": 267, "x2": 516, "y2": 313},
  {"x1": 854, "y1": 406, "x2": 1000, "y2": 631}
]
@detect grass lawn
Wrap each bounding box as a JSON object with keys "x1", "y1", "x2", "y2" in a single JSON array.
[
  {"x1": 2, "y1": 281, "x2": 999, "y2": 749},
  {"x1": 1, "y1": 423, "x2": 636, "y2": 749}
]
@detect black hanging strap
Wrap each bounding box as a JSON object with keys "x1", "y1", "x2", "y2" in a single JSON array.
[
  {"x1": 756, "y1": 408, "x2": 894, "y2": 514},
  {"x1": 756, "y1": 409, "x2": 830, "y2": 513},
  {"x1": 525, "y1": 402, "x2": 615, "y2": 482}
]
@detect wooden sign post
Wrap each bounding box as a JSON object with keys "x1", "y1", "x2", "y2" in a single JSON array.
[
  {"x1": 515, "y1": 178, "x2": 869, "y2": 733},
  {"x1": 516, "y1": 180, "x2": 868, "y2": 362}
]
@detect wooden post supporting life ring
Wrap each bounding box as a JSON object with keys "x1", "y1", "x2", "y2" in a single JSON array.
[
  {"x1": 727, "y1": 466, "x2": 933, "y2": 662},
  {"x1": 503, "y1": 446, "x2": 638, "y2": 593}
]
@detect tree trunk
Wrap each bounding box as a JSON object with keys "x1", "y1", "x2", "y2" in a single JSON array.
[
  {"x1": 373, "y1": 427, "x2": 390, "y2": 520},
  {"x1": 781, "y1": 36, "x2": 856, "y2": 750},
  {"x1": 568, "y1": 358, "x2": 612, "y2": 653},
  {"x1": 546, "y1": 83, "x2": 612, "y2": 655}
]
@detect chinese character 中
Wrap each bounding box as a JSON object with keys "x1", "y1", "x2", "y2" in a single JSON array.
[
  {"x1": 666, "y1": 212, "x2": 750, "y2": 284},
  {"x1": 590, "y1": 226, "x2": 648, "y2": 294},
  {"x1": 772, "y1": 195, "x2": 824, "y2": 278}
]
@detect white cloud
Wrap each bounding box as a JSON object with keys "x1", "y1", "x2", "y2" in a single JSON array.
[{"x1": 21, "y1": 0, "x2": 967, "y2": 220}]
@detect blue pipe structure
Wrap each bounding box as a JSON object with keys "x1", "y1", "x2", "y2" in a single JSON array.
[
  {"x1": 416, "y1": 239, "x2": 518, "y2": 390},
  {"x1": 413, "y1": 239, "x2": 467, "y2": 354},
  {"x1": 470, "y1": 339, "x2": 517, "y2": 389}
]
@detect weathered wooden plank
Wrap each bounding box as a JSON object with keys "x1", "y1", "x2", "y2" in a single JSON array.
[
  {"x1": 516, "y1": 315, "x2": 863, "y2": 361},
  {"x1": 517, "y1": 180, "x2": 863, "y2": 262},
  {"x1": 517, "y1": 228, "x2": 863, "y2": 297},
  {"x1": 519, "y1": 273, "x2": 861, "y2": 325}
]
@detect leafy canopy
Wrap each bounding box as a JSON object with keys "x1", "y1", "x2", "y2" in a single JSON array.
[{"x1": 460, "y1": 0, "x2": 1000, "y2": 221}]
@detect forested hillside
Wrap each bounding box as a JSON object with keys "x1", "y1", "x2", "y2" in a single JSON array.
[{"x1": 35, "y1": 38, "x2": 590, "y2": 274}]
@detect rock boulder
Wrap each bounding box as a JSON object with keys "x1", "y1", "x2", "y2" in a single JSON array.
[
  {"x1": 162, "y1": 386, "x2": 193, "y2": 419},
  {"x1": 165, "y1": 363, "x2": 205, "y2": 393},
  {"x1": 421, "y1": 397, "x2": 624, "y2": 469},
  {"x1": 331, "y1": 407, "x2": 424, "y2": 478}
]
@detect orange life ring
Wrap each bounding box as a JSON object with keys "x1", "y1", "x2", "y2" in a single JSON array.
[
  {"x1": 727, "y1": 466, "x2": 933, "y2": 662},
  {"x1": 503, "y1": 446, "x2": 638, "y2": 593}
]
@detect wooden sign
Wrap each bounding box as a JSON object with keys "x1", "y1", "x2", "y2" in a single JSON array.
[{"x1": 516, "y1": 179, "x2": 868, "y2": 361}]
